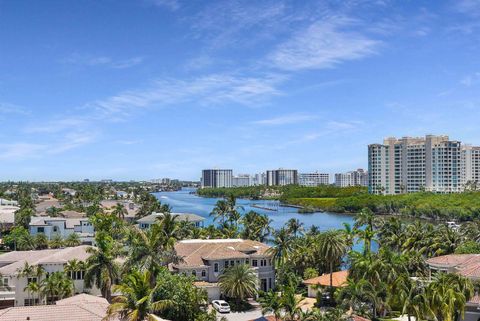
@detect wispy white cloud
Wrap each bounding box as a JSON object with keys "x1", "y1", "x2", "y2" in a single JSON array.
[
  {"x1": 0, "y1": 143, "x2": 45, "y2": 160},
  {"x1": 147, "y1": 0, "x2": 179, "y2": 11},
  {"x1": 455, "y1": 0, "x2": 480, "y2": 17},
  {"x1": 252, "y1": 113, "x2": 316, "y2": 126},
  {"x1": 0, "y1": 103, "x2": 30, "y2": 115},
  {"x1": 61, "y1": 54, "x2": 144, "y2": 69},
  {"x1": 269, "y1": 17, "x2": 380, "y2": 71},
  {"x1": 88, "y1": 73, "x2": 285, "y2": 118},
  {"x1": 461, "y1": 72, "x2": 480, "y2": 87}
]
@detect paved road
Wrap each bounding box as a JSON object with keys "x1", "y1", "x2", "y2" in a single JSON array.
[{"x1": 216, "y1": 308, "x2": 264, "y2": 321}]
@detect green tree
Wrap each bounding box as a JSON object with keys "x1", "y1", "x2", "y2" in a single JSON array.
[
  {"x1": 259, "y1": 291, "x2": 282, "y2": 321},
  {"x1": 267, "y1": 228, "x2": 293, "y2": 267},
  {"x1": 64, "y1": 233, "x2": 82, "y2": 247},
  {"x1": 106, "y1": 270, "x2": 173, "y2": 321},
  {"x1": 49, "y1": 233, "x2": 64, "y2": 249},
  {"x1": 317, "y1": 230, "x2": 347, "y2": 298},
  {"x1": 219, "y1": 264, "x2": 258, "y2": 306},
  {"x1": 84, "y1": 233, "x2": 120, "y2": 302}
]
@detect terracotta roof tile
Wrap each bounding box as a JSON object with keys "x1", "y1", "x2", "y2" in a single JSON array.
[{"x1": 303, "y1": 270, "x2": 349, "y2": 287}]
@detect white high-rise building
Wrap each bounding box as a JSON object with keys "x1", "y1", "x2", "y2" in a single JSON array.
[
  {"x1": 368, "y1": 135, "x2": 466, "y2": 194},
  {"x1": 335, "y1": 169, "x2": 368, "y2": 187},
  {"x1": 252, "y1": 173, "x2": 266, "y2": 186},
  {"x1": 461, "y1": 145, "x2": 480, "y2": 190},
  {"x1": 232, "y1": 174, "x2": 251, "y2": 187},
  {"x1": 299, "y1": 172, "x2": 330, "y2": 186},
  {"x1": 266, "y1": 169, "x2": 298, "y2": 186},
  {"x1": 201, "y1": 169, "x2": 233, "y2": 188}
]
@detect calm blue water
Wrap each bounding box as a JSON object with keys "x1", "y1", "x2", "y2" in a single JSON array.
[{"x1": 153, "y1": 188, "x2": 355, "y2": 232}]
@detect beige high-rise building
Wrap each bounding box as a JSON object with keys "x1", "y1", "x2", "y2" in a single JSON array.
[
  {"x1": 368, "y1": 135, "x2": 465, "y2": 194},
  {"x1": 461, "y1": 145, "x2": 480, "y2": 190}
]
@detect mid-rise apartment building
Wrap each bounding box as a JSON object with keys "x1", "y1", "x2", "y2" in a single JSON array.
[
  {"x1": 299, "y1": 172, "x2": 330, "y2": 186},
  {"x1": 461, "y1": 145, "x2": 480, "y2": 189},
  {"x1": 368, "y1": 135, "x2": 478, "y2": 194},
  {"x1": 266, "y1": 169, "x2": 298, "y2": 186},
  {"x1": 335, "y1": 169, "x2": 368, "y2": 187},
  {"x1": 201, "y1": 169, "x2": 233, "y2": 188}
]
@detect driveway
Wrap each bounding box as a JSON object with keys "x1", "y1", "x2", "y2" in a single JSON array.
[{"x1": 213, "y1": 300, "x2": 266, "y2": 321}]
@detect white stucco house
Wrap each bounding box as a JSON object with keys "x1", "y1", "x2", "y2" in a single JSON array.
[
  {"x1": 29, "y1": 217, "x2": 95, "y2": 245},
  {"x1": 137, "y1": 212, "x2": 205, "y2": 229},
  {"x1": 0, "y1": 246, "x2": 100, "y2": 307}
]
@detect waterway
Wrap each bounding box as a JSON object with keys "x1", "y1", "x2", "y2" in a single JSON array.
[{"x1": 153, "y1": 188, "x2": 355, "y2": 232}]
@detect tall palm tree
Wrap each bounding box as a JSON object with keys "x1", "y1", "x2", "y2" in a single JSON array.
[
  {"x1": 210, "y1": 200, "x2": 229, "y2": 225},
  {"x1": 240, "y1": 211, "x2": 272, "y2": 242},
  {"x1": 49, "y1": 233, "x2": 64, "y2": 249},
  {"x1": 24, "y1": 281, "x2": 41, "y2": 305},
  {"x1": 84, "y1": 233, "x2": 120, "y2": 302},
  {"x1": 258, "y1": 291, "x2": 282, "y2": 321},
  {"x1": 218, "y1": 264, "x2": 257, "y2": 306},
  {"x1": 105, "y1": 270, "x2": 173, "y2": 321},
  {"x1": 155, "y1": 212, "x2": 180, "y2": 249},
  {"x1": 125, "y1": 225, "x2": 181, "y2": 287},
  {"x1": 425, "y1": 272, "x2": 474, "y2": 321},
  {"x1": 112, "y1": 203, "x2": 128, "y2": 220},
  {"x1": 280, "y1": 286, "x2": 302, "y2": 321},
  {"x1": 41, "y1": 271, "x2": 74, "y2": 304},
  {"x1": 317, "y1": 230, "x2": 347, "y2": 298},
  {"x1": 267, "y1": 228, "x2": 293, "y2": 267},
  {"x1": 286, "y1": 218, "x2": 304, "y2": 238}
]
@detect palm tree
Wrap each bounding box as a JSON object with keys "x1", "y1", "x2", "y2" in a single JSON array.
[
  {"x1": 280, "y1": 286, "x2": 302, "y2": 321},
  {"x1": 219, "y1": 264, "x2": 257, "y2": 306},
  {"x1": 336, "y1": 278, "x2": 369, "y2": 314},
  {"x1": 267, "y1": 228, "x2": 293, "y2": 267},
  {"x1": 425, "y1": 272, "x2": 474, "y2": 321},
  {"x1": 41, "y1": 271, "x2": 74, "y2": 304},
  {"x1": 125, "y1": 225, "x2": 181, "y2": 287},
  {"x1": 105, "y1": 270, "x2": 173, "y2": 321},
  {"x1": 286, "y1": 218, "x2": 304, "y2": 238},
  {"x1": 84, "y1": 233, "x2": 120, "y2": 302},
  {"x1": 64, "y1": 233, "x2": 82, "y2": 247},
  {"x1": 65, "y1": 259, "x2": 85, "y2": 285},
  {"x1": 112, "y1": 203, "x2": 128, "y2": 220},
  {"x1": 155, "y1": 212, "x2": 180, "y2": 249},
  {"x1": 49, "y1": 233, "x2": 64, "y2": 249},
  {"x1": 24, "y1": 281, "x2": 41, "y2": 305},
  {"x1": 317, "y1": 230, "x2": 347, "y2": 298},
  {"x1": 258, "y1": 291, "x2": 282, "y2": 321},
  {"x1": 34, "y1": 233, "x2": 49, "y2": 250},
  {"x1": 240, "y1": 211, "x2": 272, "y2": 242},
  {"x1": 210, "y1": 200, "x2": 229, "y2": 225}
]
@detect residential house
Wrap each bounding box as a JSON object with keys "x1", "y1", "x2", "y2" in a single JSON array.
[
  {"x1": 0, "y1": 246, "x2": 99, "y2": 307},
  {"x1": 426, "y1": 254, "x2": 480, "y2": 321},
  {"x1": 303, "y1": 270, "x2": 348, "y2": 298},
  {"x1": 0, "y1": 293, "x2": 117, "y2": 321},
  {"x1": 0, "y1": 205, "x2": 19, "y2": 230},
  {"x1": 0, "y1": 199, "x2": 17, "y2": 207},
  {"x1": 137, "y1": 212, "x2": 205, "y2": 229},
  {"x1": 173, "y1": 239, "x2": 275, "y2": 301},
  {"x1": 29, "y1": 216, "x2": 95, "y2": 245}
]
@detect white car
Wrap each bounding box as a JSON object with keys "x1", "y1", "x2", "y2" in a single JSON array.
[{"x1": 212, "y1": 300, "x2": 231, "y2": 313}]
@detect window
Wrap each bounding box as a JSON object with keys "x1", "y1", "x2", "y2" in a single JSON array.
[
  {"x1": 225, "y1": 261, "x2": 229, "y2": 268},
  {"x1": 246, "y1": 259, "x2": 249, "y2": 264},
  {"x1": 27, "y1": 277, "x2": 37, "y2": 284},
  {"x1": 260, "y1": 259, "x2": 267, "y2": 267},
  {"x1": 2, "y1": 278, "x2": 8, "y2": 286},
  {"x1": 214, "y1": 263, "x2": 219, "y2": 273},
  {"x1": 269, "y1": 278, "x2": 272, "y2": 289},
  {"x1": 230, "y1": 260, "x2": 234, "y2": 267},
  {"x1": 192, "y1": 270, "x2": 196, "y2": 277},
  {"x1": 201, "y1": 270, "x2": 206, "y2": 277},
  {"x1": 24, "y1": 298, "x2": 39, "y2": 306},
  {"x1": 252, "y1": 260, "x2": 258, "y2": 267},
  {"x1": 37, "y1": 227, "x2": 44, "y2": 233}
]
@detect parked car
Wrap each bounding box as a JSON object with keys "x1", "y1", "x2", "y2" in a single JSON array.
[{"x1": 212, "y1": 300, "x2": 231, "y2": 313}]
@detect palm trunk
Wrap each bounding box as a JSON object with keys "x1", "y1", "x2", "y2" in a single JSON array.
[{"x1": 329, "y1": 261, "x2": 334, "y2": 301}]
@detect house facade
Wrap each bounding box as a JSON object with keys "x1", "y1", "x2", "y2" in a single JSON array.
[
  {"x1": 173, "y1": 239, "x2": 275, "y2": 301},
  {"x1": 29, "y1": 217, "x2": 95, "y2": 245},
  {"x1": 0, "y1": 246, "x2": 99, "y2": 307}
]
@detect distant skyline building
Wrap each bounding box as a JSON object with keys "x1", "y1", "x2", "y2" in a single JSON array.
[
  {"x1": 335, "y1": 169, "x2": 368, "y2": 187},
  {"x1": 299, "y1": 172, "x2": 330, "y2": 186},
  {"x1": 201, "y1": 169, "x2": 233, "y2": 188},
  {"x1": 232, "y1": 174, "x2": 251, "y2": 187},
  {"x1": 266, "y1": 169, "x2": 298, "y2": 186},
  {"x1": 367, "y1": 135, "x2": 480, "y2": 195}
]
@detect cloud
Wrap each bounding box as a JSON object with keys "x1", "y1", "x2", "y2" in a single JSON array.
[
  {"x1": 88, "y1": 73, "x2": 285, "y2": 118},
  {"x1": 61, "y1": 54, "x2": 144, "y2": 69},
  {"x1": 461, "y1": 73, "x2": 480, "y2": 87},
  {"x1": 0, "y1": 103, "x2": 30, "y2": 115},
  {"x1": 0, "y1": 143, "x2": 45, "y2": 160},
  {"x1": 25, "y1": 117, "x2": 88, "y2": 134},
  {"x1": 269, "y1": 17, "x2": 380, "y2": 71},
  {"x1": 252, "y1": 113, "x2": 317, "y2": 126},
  {"x1": 147, "y1": 0, "x2": 179, "y2": 11},
  {"x1": 455, "y1": 0, "x2": 480, "y2": 17}
]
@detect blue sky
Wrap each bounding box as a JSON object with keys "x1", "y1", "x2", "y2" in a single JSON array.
[{"x1": 1, "y1": 0, "x2": 480, "y2": 181}]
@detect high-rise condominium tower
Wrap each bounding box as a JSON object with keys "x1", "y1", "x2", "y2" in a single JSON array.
[
  {"x1": 368, "y1": 135, "x2": 467, "y2": 194},
  {"x1": 201, "y1": 169, "x2": 233, "y2": 188}
]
